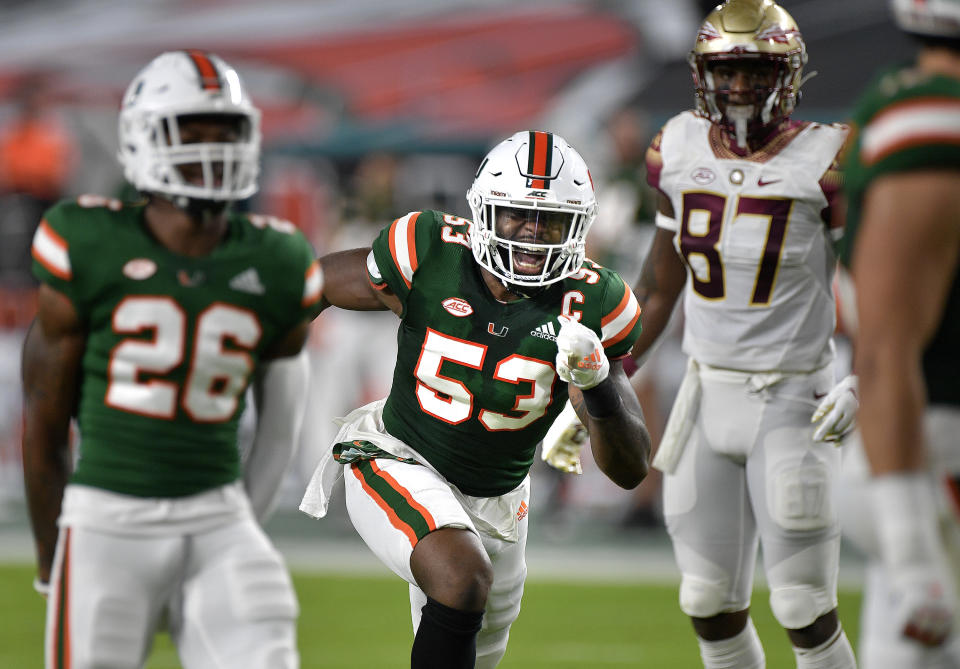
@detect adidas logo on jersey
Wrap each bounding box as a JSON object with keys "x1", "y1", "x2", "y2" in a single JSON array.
[
  {"x1": 229, "y1": 268, "x2": 265, "y2": 295},
  {"x1": 530, "y1": 321, "x2": 557, "y2": 341}
]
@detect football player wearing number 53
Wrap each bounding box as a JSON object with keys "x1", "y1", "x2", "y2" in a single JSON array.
[
  {"x1": 22, "y1": 51, "x2": 322, "y2": 669},
  {"x1": 544, "y1": 1, "x2": 859, "y2": 667},
  {"x1": 299, "y1": 130, "x2": 651, "y2": 668}
]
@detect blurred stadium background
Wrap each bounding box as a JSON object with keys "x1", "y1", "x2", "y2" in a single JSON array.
[{"x1": 0, "y1": 0, "x2": 909, "y2": 666}]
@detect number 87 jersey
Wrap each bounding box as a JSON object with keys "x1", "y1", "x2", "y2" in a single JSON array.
[
  {"x1": 30, "y1": 196, "x2": 323, "y2": 498},
  {"x1": 648, "y1": 112, "x2": 848, "y2": 372}
]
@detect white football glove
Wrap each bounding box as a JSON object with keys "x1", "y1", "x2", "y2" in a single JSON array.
[
  {"x1": 811, "y1": 374, "x2": 858, "y2": 443},
  {"x1": 555, "y1": 316, "x2": 609, "y2": 390},
  {"x1": 541, "y1": 400, "x2": 586, "y2": 474}
]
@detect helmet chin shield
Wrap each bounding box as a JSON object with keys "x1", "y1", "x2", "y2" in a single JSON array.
[
  {"x1": 466, "y1": 130, "x2": 598, "y2": 291},
  {"x1": 118, "y1": 50, "x2": 261, "y2": 207}
]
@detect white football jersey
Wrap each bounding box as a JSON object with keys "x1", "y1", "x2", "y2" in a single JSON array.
[{"x1": 649, "y1": 111, "x2": 848, "y2": 372}]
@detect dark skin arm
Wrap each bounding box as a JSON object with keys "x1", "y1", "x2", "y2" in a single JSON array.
[
  {"x1": 21, "y1": 284, "x2": 85, "y2": 584},
  {"x1": 569, "y1": 360, "x2": 651, "y2": 489},
  {"x1": 316, "y1": 247, "x2": 401, "y2": 315},
  {"x1": 630, "y1": 194, "x2": 687, "y2": 364}
]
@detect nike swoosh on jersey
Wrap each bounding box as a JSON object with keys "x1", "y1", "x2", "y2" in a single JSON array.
[{"x1": 757, "y1": 177, "x2": 782, "y2": 187}]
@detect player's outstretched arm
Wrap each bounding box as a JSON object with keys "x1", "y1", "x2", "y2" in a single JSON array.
[
  {"x1": 21, "y1": 284, "x2": 85, "y2": 587},
  {"x1": 317, "y1": 247, "x2": 401, "y2": 315},
  {"x1": 555, "y1": 317, "x2": 650, "y2": 489}
]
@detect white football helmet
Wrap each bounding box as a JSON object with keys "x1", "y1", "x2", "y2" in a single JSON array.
[
  {"x1": 118, "y1": 50, "x2": 261, "y2": 204},
  {"x1": 892, "y1": 0, "x2": 960, "y2": 39},
  {"x1": 466, "y1": 131, "x2": 597, "y2": 291}
]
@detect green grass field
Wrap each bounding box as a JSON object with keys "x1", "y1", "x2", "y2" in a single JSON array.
[{"x1": 0, "y1": 564, "x2": 861, "y2": 668}]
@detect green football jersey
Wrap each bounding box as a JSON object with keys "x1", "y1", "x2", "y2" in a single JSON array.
[
  {"x1": 368, "y1": 210, "x2": 642, "y2": 497},
  {"x1": 31, "y1": 195, "x2": 323, "y2": 497},
  {"x1": 842, "y1": 65, "x2": 960, "y2": 406}
]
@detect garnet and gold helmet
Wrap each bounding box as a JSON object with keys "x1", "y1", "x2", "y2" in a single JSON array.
[{"x1": 689, "y1": 0, "x2": 807, "y2": 147}]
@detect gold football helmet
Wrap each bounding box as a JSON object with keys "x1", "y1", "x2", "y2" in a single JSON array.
[{"x1": 689, "y1": 0, "x2": 807, "y2": 148}]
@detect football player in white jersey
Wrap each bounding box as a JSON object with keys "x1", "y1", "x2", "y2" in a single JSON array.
[{"x1": 542, "y1": 1, "x2": 859, "y2": 667}]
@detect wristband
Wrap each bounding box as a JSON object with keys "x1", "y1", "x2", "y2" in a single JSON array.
[{"x1": 581, "y1": 378, "x2": 623, "y2": 419}]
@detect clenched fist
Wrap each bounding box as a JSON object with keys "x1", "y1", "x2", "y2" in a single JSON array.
[{"x1": 555, "y1": 316, "x2": 609, "y2": 390}]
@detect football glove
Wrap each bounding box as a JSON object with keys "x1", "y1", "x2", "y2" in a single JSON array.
[
  {"x1": 541, "y1": 400, "x2": 586, "y2": 474},
  {"x1": 555, "y1": 316, "x2": 609, "y2": 390},
  {"x1": 811, "y1": 374, "x2": 858, "y2": 443}
]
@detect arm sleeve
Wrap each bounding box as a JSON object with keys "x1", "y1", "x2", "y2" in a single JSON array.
[
  {"x1": 599, "y1": 271, "x2": 642, "y2": 359},
  {"x1": 370, "y1": 210, "x2": 437, "y2": 307},
  {"x1": 31, "y1": 202, "x2": 84, "y2": 309},
  {"x1": 243, "y1": 349, "x2": 310, "y2": 523}
]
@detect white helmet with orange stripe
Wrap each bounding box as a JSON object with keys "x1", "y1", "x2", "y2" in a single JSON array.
[
  {"x1": 118, "y1": 50, "x2": 261, "y2": 206},
  {"x1": 466, "y1": 130, "x2": 598, "y2": 294}
]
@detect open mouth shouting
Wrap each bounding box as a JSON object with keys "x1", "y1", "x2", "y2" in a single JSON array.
[{"x1": 511, "y1": 248, "x2": 548, "y2": 275}]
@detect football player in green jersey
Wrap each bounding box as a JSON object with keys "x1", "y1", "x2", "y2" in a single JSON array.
[
  {"x1": 21, "y1": 51, "x2": 322, "y2": 669},
  {"x1": 840, "y1": 0, "x2": 960, "y2": 664},
  {"x1": 300, "y1": 130, "x2": 651, "y2": 668}
]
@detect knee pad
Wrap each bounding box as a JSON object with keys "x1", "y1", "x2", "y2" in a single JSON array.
[
  {"x1": 679, "y1": 574, "x2": 728, "y2": 619},
  {"x1": 768, "y1": 585, "x2": 833, "y2": 630},
  {"x1": 769, "y1": 461, "x2": 832, "y2": 532}
]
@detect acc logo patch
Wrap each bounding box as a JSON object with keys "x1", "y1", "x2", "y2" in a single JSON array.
[
  {"x1": 122, "y1": 258, "x2": 157, "y2": 280},
  {"x1": 442, "y1": 297, "x2": 473, "y2": 317},
  {"x1": 691, "y1": 167, "x2": 715, "y2": 185}
]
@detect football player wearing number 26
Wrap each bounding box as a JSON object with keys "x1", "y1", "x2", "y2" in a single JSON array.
[
  {"x1": 22, "y1": 51, "x2": 322, "y2": 668},
  {"x1": 299, "y1": 130, "x2": 651, "y2": 668},
  {"x1": 546, "y1": 1, "x2": 858, "y2": 667}
]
